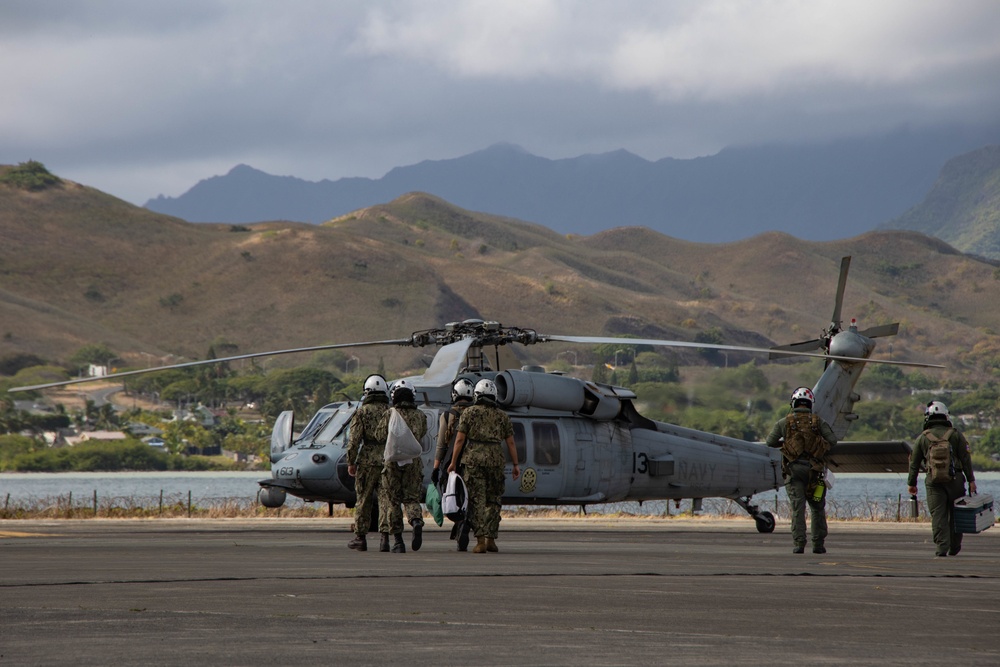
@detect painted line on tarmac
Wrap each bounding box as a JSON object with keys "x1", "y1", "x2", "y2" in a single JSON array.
[{"x1": 0, "y1": 531, "x2": 57, "y2": 538}]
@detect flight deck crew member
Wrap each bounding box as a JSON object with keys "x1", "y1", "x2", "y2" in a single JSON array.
[
  {"x1": 765, "y1": 387, "x2": 837, "y2": 554},
  {"x1": 907, "y1": 401, "x2": 977, "y2": 557},
  {"x1": 346, "y1": 374, "x2": 390, "y2": 552},
  {"x1": 447, "y1": 379, "x2": 520, "y2": 554},
  {"x1": 375, "y1": 379, "x2": 428, "y2": 554},
  {"x1": 432, "y1": 378, "x2": 475, "y2": 550}
]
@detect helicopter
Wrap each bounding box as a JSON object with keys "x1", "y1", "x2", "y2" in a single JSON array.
[{"x1": 11, "y1": 257, "x2": 941, "y2": 533}]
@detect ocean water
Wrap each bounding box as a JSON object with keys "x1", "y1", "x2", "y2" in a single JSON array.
[
  {"x1": 1, "y1": 471, "x2": 997, "y2": 518},
  {"x1": 0, "y1": 471, "x2": 267, "y2": 507}
]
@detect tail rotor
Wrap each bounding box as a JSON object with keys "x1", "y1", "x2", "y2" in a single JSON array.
[{"x1": 769, "y1": 256, "x2": 899, "y2": 361}]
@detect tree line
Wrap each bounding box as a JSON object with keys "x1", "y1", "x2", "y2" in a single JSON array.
[{"x1": 2, "y1": 344, "x2": 999, "y2": 472}]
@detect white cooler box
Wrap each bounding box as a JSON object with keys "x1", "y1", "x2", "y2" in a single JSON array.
[{"x1": 954, "y1": 494, "x2": 995, "y2": 534}]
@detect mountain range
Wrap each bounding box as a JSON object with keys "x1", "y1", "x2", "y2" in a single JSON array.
[
  {"x1": 881, "y1": 145, "x2": 1000, "y2": 259},
  {"x1": 3, "y1": 165, "x2": 999, "y2": 387},
  {"x1": 145, "y1": 125, "x2": 1000, "y2": 250}
]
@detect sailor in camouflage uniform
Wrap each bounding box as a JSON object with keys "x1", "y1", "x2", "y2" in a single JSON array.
[
  {"x1": 765, "y1": 387, "x2": 837, "y2": 554},
  {"x1": 448, "y1": 379, "x2": 520, "y2": 553},
  {"x1": 374, "y1": 379, "x2": 428, "y2": 554},
  {"x1": 346, "y1": 374, "x2": 390, "y2": 552},
  {"x1": 433, "y1": 378, "x2": 476, "y2": 550}
]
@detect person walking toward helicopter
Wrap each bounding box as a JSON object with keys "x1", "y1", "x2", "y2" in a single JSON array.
[
  {"x1": 346, "y1": 374, "x2": 390, "y2": 552},
  {"x1": 907, "y1": 401, "x2": 977, "y2": 557},
  {"x1": 433, "y1": 378, "x2": 476, "y2": 550},
  {"x1": 447, "y1": 379, "x2": 520, "y2": 553},
  {"x1": 765, "y1": 387, "x2": 837, "y2": 554},
  {"x1": 375, "y1": 379, "x2": 428, "y2": 554}
]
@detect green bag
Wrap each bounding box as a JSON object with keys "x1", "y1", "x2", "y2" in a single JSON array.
[{"x1": 425, "y1": 482, "x2": 444, "y2": 527}]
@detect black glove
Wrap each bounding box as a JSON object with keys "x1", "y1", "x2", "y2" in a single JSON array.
[{"x1": 431, "y1": 467, "x2": 440, "y2": 484}]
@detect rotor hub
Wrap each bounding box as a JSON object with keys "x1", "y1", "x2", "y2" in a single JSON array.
[{"x1": 405, "y1": 320, "x2": 538, "y2": 348}]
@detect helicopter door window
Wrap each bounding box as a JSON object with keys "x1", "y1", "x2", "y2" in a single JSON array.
[
  {"x1": 420, "y1": 410, "x2": 435, "y2": 453},
  {"x1": 533, "y1": 422, "x2": 560, "y2": 466},
  {"x1": 506, "y1": 421, "x2": 527, "y2": 464}
]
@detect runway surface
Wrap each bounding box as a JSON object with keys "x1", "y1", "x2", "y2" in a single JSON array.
[{"x1": 2, "y1": 517, "x2": 999, "y2": 666}]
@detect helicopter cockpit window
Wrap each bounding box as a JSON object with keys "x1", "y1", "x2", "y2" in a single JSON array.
[
  {"x1": 506, "y1": 421, "x2": 527, "y2": 464},
  {"x1": 533, "y1": 422, "x2": 560, "y2": 466},
  {"x1": 296, "y1": 408, "x2": 338, "y2": 443},
  {"x1": 314, "y1": 408, "x2": 353, "y2": 446},
  {"x1": 295, "y1": 405, "x2": 353, "y2": 448}
]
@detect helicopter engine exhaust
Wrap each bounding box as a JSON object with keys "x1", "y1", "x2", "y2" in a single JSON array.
[{"x1": 494, "y1": 369, "x2": 622, "y2": 420}]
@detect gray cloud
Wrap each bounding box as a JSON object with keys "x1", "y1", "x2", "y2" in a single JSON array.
[{"x1": 3, "y1": 0, "x2": 999, "y2": 204}]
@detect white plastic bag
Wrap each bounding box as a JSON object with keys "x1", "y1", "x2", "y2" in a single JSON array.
[{"x1": 384, "y1": 408, "x2": 422, "y2": 464}]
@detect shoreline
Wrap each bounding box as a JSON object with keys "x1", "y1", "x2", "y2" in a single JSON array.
[{"x1": 0, "y1": 512, "x2": 945, "y2": 527}]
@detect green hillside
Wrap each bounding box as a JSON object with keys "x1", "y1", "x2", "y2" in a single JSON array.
[
  {"x1": 885, "y1": 145, "x2": 1000, "y2": 259},
  {"x1": 2, "y1": 166, "x2": 1000, "y2": 385}
]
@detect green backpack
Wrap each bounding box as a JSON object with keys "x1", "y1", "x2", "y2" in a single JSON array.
[
  {"x1": 924, "y1": 428, "x2": 956, "y2": 484},
  {"x1": 782, "y1": 412, "x2": 831, "y2": 472}
]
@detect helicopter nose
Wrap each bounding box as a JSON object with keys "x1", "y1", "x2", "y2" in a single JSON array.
[
  {"x1": 298, "y1": 450, "x2": 349, "y2": 496},
  {"x1": 271, "y1": 448, "x2": 350, "y2": 500}
]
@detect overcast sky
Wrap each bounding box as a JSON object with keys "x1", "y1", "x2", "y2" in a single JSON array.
[{"x1": 4, "y1": 0, "x2": 1000, "y2": 205}]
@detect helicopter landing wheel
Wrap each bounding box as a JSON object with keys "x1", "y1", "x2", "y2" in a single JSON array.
[{"x1": 754, "y1": 511, "x2": 776, "y2": 534}]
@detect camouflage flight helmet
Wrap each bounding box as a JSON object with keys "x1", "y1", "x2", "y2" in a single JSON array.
[
  {"x1": 452, "y1": 378, "x2": 475, "y2": 401},
  {"x1": 790, "y1": 386, "x2": 814, "y2": 409},
  {"x1": 924, "y1": 400, "x2": 949, "y2": 417},
  {"x1": 390, "y1": 379, "x2": 415, "y2": 405},
  {"x1": 474, "y1": 378, "x2": 498, "y2": 400},
  {"x1": 363, "y1": 374, "x2": 388, "y2": 396}
]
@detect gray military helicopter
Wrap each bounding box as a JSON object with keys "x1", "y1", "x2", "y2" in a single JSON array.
[{"x1": 11, "y1": 257, "x2": 939, "y2": 532}]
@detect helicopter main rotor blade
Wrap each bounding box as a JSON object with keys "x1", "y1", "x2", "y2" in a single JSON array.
[
  {"x1": 541, "y1": 334, "x2": 944, "y2": 369},
  {"x1": 858, "y1": 322, "x2": 900, "y2": 338},
  {"x1": 422, "y1": 337, "x2": 476, "y2": 386},
  {"x1": 768, "y1": 338, "x2": 825, "y2": 360},
  {"x1": 8, "y1": 338, "x2": 414, "y2": 393},
  {"x1": 830, "y1": 256, "x2": 851, "y2": 333}
]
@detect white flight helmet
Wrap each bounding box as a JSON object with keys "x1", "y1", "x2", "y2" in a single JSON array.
[
  {"x1": 390, "y1": 379, "x2": 414, "y2": 403},
  {"x1": 474, "y1": 378, "x2": 498, "y2": 400},
  {"x1": 790, "y1": 387, "x2": 814, "y2": 408},
  {"x1": 452, "y1": 378, "x2": 475, "y2": 401},
  {"x1": 363, "y1": 374, "x2": 388, "y2": 396},
  {"x1": 924, "y1": 401, "x2": 949, "y2": 418}
]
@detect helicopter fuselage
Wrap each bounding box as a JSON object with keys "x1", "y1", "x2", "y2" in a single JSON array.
[{"x1": 259, "y1": 368, "x2": 783, "y2": 510}]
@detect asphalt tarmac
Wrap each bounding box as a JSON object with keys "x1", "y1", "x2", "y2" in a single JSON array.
[{"x1": 2, "y1": 517, "x2": 998, "y2": 666}]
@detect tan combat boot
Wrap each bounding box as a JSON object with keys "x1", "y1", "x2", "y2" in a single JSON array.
[
  {"x1": 486, "y1": 537, "x2": 498, "y2": 553},
  {"x1": 472, "y1": 537, "x2": 487, "y2": 553}
]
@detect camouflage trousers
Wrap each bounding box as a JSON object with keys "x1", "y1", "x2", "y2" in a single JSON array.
[
  {"x1": 378, "y1": 457, "x2": 424, "y2": 535},
  {"x1": 785, "y1": 460, "x2": 827, "y2": 548},
  {"x1": 402, "y1": 455, "x2": 425, "y2": 528},
  {"x1": 353, "y1": 463, "x2": 382, "y2": 537},
  {"x1": 926, "y1": 477, "x2": 966, "y2": 555},
  {"x1": 465, "y1": 462, "x2": 505, "y2": 539}
]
